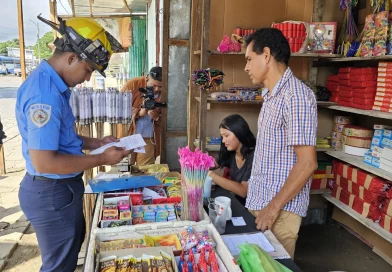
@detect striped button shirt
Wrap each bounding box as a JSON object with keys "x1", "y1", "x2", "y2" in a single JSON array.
[{"x1": 245, "y1": 68, "x2": 318, "y2": 217}]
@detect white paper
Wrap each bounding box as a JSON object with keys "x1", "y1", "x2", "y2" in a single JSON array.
[
  {"x1": 134, "y1": 146, "x2": 146, "y2": 153},
  {"x1": 90, "y1": 134, "x2": 146, "y2": 155},
  {"x1": 94, "y1": 172, "x2": 123, "y2": 180},
  {"x1": 231, "y1": 217, "x2": 246, "y2": 226},
  {"x1": 142, "y1": 187, "x2": 165, "y2": 199},
  {"x1": 222, "y1": 232, "x2": 275, "y2": 257}
]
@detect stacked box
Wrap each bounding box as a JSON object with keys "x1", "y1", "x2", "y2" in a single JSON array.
[
  {"x1": 373, "y1": 62, "x2": 392, "y2": 112},
  {"x1": 332, "y1": 115, "x2": 353, "y2": 151},
  {"x1": 363, "y1": 124, "x2": 392, "y2": 169},
  {"x1": 311, "y1": 161, "x2": 333, "y2": 190},
  {"x1": 331, "y1": 184, "x2": 381, "y2": 220},
  {"x1": 333, "y1": 161, "x2": 391, "y2": 193},
  {"x1": 327, "y1": 74, "x2": 339, "y2": 102},
  {"x1": 350, "y1": 68, "x2": 378, "y2": 110},
  {"x1": 379, "y1": 213, "x2": 392, "y2": 233},
  {"x1": 338, "y1": 68, "x2": 352, "y2": 107},
  {"x1": 342, "y1": 126, "x2": 373, "y2": 157}
]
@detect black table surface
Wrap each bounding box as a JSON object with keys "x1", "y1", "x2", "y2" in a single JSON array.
[{"x1": 208, "y1": 186, "x2": 303, "y2": 272}]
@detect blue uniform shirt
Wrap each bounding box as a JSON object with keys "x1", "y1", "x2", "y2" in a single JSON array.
[{"x1": 16, "y1": 60, "x2": 84, "y2": 179}]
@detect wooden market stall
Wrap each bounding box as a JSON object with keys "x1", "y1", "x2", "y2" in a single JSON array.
[{"x1": 188, "y1": 0, "x2": 392, "y2": 266}]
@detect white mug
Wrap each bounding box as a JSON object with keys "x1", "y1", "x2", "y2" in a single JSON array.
[{"x1": 215, "y1": 196, "x2": 232, "y2": 221}]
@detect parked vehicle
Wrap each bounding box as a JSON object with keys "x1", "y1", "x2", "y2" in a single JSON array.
[{"x1": 0, "y1": 64, "x2": 7, "y2": 75}]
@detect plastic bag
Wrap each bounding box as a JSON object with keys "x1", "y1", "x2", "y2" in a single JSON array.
[{"x1": 237, "y1": 242, "x2": 293, "y2": 272}]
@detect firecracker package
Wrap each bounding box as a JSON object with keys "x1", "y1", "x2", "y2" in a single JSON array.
[
  {"x1": 332, "y1": 184, "x2": 381, "y2": 221},
  {"x1": 379, "y1": 213, "x2": 392, "y2": 233},
  {"x1": 333, "y1": 161, "x2": 391, "y2": 193}
]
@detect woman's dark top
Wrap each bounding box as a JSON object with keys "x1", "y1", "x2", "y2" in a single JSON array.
[{"x1": 224, "y1": 149, "x2": 254, "y2": 205}]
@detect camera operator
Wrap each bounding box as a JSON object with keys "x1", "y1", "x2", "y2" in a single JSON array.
[{"x1": 121, "y1": 67, "x2": 163, "y2": 165}]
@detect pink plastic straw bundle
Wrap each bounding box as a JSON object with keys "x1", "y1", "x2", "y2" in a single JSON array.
[{"x1": 178, "y1": 146, "x2": 215, "y2": 221}]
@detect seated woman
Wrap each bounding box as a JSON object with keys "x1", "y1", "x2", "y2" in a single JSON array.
[{"x1": 208, "y1": 114, "x2": 256, "y2": 204}]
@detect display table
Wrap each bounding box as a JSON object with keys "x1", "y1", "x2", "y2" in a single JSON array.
[{"x1": 210, "y1": 186, "x2": 303, "y2": 272}]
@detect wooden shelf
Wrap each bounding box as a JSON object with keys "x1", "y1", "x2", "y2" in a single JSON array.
[
  {"x1": 319, "y1": 105, "x2": 392, "y2": 120},
  {"x1": 195, "y1": 97, "x2": 263, "y2": 104},
  {"x1": 195, "y1": 97, "x2": 337, "y2": 106},
  {"x1": 318, "y1": 54, "x2": 392, "y2": 63},
  {"x1": 323, "y1": 193, "x2": 392, "y2": 243},
  {"x1": 325, "y1": 151, "x2": 392, "y2": 181},
  {"x1": 194, "y1": 50, "x2": 342, "y2": 58}
]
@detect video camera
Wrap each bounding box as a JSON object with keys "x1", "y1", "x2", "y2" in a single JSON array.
[{"x1": 138, "y1": 87, "x2": 167, "y2": 111}]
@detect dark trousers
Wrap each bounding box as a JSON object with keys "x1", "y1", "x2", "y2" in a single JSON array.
[{"x1": 19, "y1": 173, "x2": 85, "y2": 272}]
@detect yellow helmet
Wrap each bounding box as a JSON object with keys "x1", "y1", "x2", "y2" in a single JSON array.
[{"x1": 37, "y1": 14, "x2": 123, "y2": 77}]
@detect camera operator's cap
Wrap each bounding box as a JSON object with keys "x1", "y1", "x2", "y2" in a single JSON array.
[
  {"x1": 149, "y1": 67, "x2": 162, "y2": 81},
  {"x1": 37, "y1": 14, "x2": 124, "y2": 77}
]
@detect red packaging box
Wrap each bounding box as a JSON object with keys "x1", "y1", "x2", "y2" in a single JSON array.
[
  {"x1": 330, "y1": 95, "x2": 339, "y2": 102},
  {"x1": 353, "y1": 97, "x2": 375, "y2": 105},
  {"x1": 382, "y1": 198, "x2": 392, "y2": 218},
  {"x1": 339, "y1": 96, "x2": 353, "y2": 103},
  {"x1": 351, "y1": 81, "x2": 377, "y2": 88},
  {"x1": 353, "y1": 103, "x2": 373, "y2": 110},
  {"x1": 339, "y1": 85, "x2": 351, "y2": 91},
  {"x1": 379, "y1": 213, "x2": 392, "y2": 233},
  {"x1": 353, "y1": 87, "x2": 377, "y2": 93},
  {"x1": 351, "y1": 68, "x2": 378, "y2": 75},
  {"x1": 373, "y1": 105, "x2": 392, "y2": 112},
  {"x1": 374, "y1": 95, "x2": 392, "y2": 102},
  {"x1": 334, "y1": 174, "x2": 386, "y2": 204},
  {"x1": 334, "y1": 161, "x2": 391, "y2": 193},
  {"x1": 376, "y1": 91, "x2": 392, "y2": 97},
  {"x1": 377, "y1": 76, "x2": 392, "y2": 83},
  {"x1": 376, "y1": 88, "x2": 392, "y2": 95},
  {"x1": 339, "y1": 67, "x2": 352, "y2": 73},
  {"x1": 339, "y1": 79, "x2": 351, "y2": 86},
  {"x1": 332, "y1": 184, "x2": 381, "y2": 220},
  {"x1": 339, "y1": 101, "x2": 353, "y2": 107},
  {"x1": 377, "y1": 81, "x2": 392, "y2": 88},
  {"x1": 328, "y1": 75, "x2": 339, "y2": 82},
  {"x1": 340, "y1": 90, "x2": 353, "y2": 98},
  {"x1": 373, "y1": 100, "x2": 392, "y2": 107},
  {"x1": 339, "y1": 73, "x2": 351, "y2": 80},
  {"x1": 350, "y1": 74, "x2": 377, "y2": 82},
  {"x1": 379, "y1": 62, "x2": 392, "y2": 68},
  {"x1": 311, "y1": 178, "x2": 329, "y2": 190},
  {"x1": 355, "y1": 92, "x2": 376, "y2": 99},
  {"x1": 327, "y1": 82, "x2": 339, "y2": 92}
]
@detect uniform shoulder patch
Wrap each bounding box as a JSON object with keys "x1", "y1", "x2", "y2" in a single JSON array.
[{"x1": 30, "y1": 104, "x2": 52, "y2": 128}]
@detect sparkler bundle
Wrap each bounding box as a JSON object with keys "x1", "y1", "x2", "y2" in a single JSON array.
[{"x1": 70, "y1": 88, "x2": 133, "y2": 125}]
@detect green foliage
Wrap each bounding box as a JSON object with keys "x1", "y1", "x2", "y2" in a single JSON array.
[
  {"x1": 0, "y1": 39, "x2": 20, "y2": 55},
  {"x1": 33, "y1": 32, "x2": 54, "y2": 60}
]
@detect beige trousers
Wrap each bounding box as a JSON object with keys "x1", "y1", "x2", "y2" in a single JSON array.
[
  {"x1": 131, "y1": 138, "x2": 156, "y2": 166},
  {"x1": 248, "y1": 209, "x2": 302, "y2": 259}
]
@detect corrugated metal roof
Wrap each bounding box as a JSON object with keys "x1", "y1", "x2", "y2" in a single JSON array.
[{"x1": 66, "y1": 0, "x2": 148, "y2": 16}]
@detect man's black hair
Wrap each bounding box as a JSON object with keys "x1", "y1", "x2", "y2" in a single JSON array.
[
  {"x1": 245, "y1": 28, "x2": 290, "y2": 65},
  {"x1": 149, "y1": 66, "x2": 162, "y2": 82}
]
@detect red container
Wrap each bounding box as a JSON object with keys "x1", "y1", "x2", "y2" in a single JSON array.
[
  {"x1": 287, "y1": 29, "x2": 293, "y2": 38},
  {"x1": 233, "y1": 27, "x2": 242, "y2": 36},
  {"x1": 283, "y1": 22, "x2": 288, "y2": 31}
]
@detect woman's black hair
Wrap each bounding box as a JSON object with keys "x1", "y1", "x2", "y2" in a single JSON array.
[{"x1": 218, "y1": 114, "x2": 256, "y2": 168}]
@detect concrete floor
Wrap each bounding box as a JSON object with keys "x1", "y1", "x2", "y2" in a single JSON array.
[{"x1": 295, "y1": 223, "x2": 392, "y2": 272}]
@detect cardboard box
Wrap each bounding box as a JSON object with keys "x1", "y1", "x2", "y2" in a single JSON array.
[
  {"x1": 382, "y1": 199, "x2": 392, "y2": 217},
  {"x1": 381, "y1": 138, "x2": 391, "y2": 148},
  {"x1": 332, "y1": 131, "x2": 343, "y2": 141},
  {"x1": 374, "y1": 124, "x2": 392, "y2": 130},
  {"x1": 381, "y1": 147, "x2": 392, "y2": 161},
  {"x1": 342, "y1": 135, "x2": 372, "y2": 148},
  {"x1": 374, "y1": 129, "x2": 384, "y2": 138},
  {"x1": 332, "y1": 207, "x2": 392, "y2": 262},
  {"x1": 351, "y1": 67, "x2": 377, "y2": 75},
  {"x1": 343, "y1": 126, "x2": 374, "y2": 138},
  {"x1": 344, "y1": 144, "x2": 368, "y2": 157},
  {"x1": 379, "y1": 213, "x2": 392, "y2": 234},
  {"x1": 333, "y1": 124, "x2": 346, "y2": 133},
  {"x1": 383, "y1": 130, "x2": 392, "y2": 139},
  {"x1": 351, "y1": 74, "x2": 377, "y2": 82},
  {"x1": 364, "y1": 153, "x2": 374, "y2": 165}
]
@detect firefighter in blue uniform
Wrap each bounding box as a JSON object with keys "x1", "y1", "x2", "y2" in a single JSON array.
[{"x1": 16, "y1": 15, "x2": 130, "y2": 272}]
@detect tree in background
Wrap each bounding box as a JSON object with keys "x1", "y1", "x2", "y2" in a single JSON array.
[
  {"x1": 0, "y1": 39, "x2": 20, "y2": 55},
  {"x1": 33, "y1": 32, "x2": 54, "y2": 60}
]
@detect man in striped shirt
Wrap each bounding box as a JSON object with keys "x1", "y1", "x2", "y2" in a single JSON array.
[{"x1": 244, "y1": 28, "x2": 318, "y2": 258}]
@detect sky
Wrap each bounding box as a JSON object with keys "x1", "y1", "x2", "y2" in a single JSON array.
[{"x1": 0, "y1": 0, "x2": 71, "y2": 46}]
